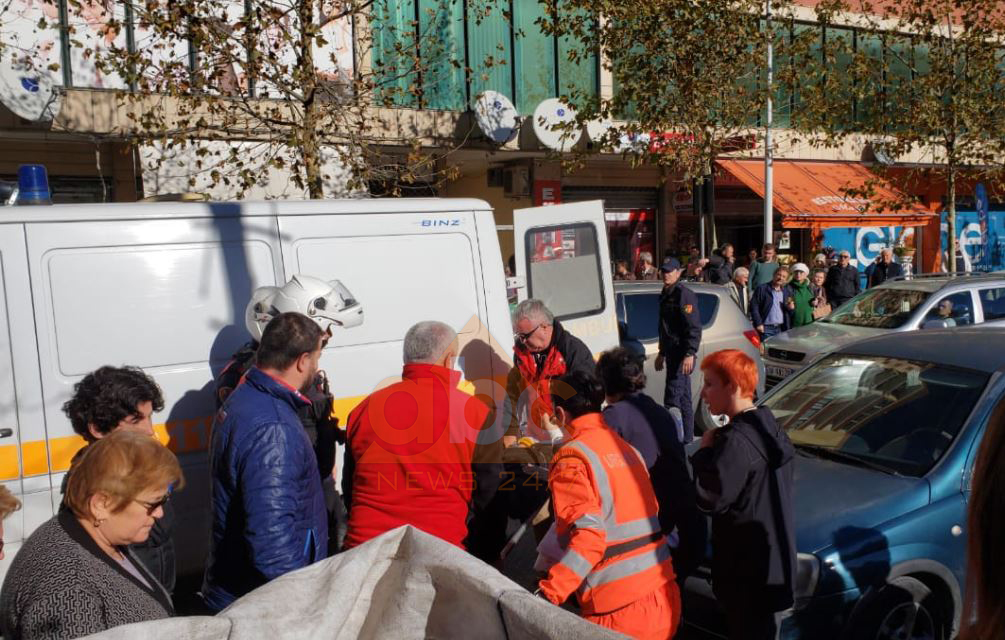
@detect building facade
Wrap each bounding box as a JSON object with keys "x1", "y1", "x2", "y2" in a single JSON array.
[{"x1": 1, "y1": 0, "x2": 988, "y2": 274}]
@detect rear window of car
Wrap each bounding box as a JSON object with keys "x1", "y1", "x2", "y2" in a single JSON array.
[
  {"x1": 621, "y1": 291, "x2": 718, "y2": 341},
  {"x1": 978, "y1": 286, "x2": 1005, "y2": 321},
  {"x1": 764, "y1": 354, "x2": 989, "y2": 477}
]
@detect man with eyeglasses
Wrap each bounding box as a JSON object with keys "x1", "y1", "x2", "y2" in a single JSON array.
[
  {"x1": 825, "y1": 250, "x2": 861, "y2": 310},
  {"x1": 655, "y1": 257, "x2": 703, "y2": 442},
  {"x1": 60, "y1": 365, "x2": 176, "y2": 593},
  {"x1": 504, "y1": 299, "x2": 594, "y2": 447}
]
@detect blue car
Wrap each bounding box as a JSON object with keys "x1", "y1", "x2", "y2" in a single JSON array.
[{"x1": 683, "y1": 327, "x2": 1005, "y2": 640}]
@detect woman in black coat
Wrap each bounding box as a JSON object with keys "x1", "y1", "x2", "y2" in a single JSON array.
[
  {"x1": 596, "y1": 347, "x2": 705, "y2": 583},
  {"x1": 691, "y1": 349, "x2": 796, "y2": 640}
]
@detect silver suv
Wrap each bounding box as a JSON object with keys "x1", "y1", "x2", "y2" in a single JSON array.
[
  {"x1": 615, "y1": 280, "x2": 765, "y2": 433},
  {"x1": 763, "y1": 272, "x2": 1005, "y2": 389}
]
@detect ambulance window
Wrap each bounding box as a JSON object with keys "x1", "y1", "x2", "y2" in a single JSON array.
[{"x1": 525, "y1": 223, "x2": 604, "y2": 320}]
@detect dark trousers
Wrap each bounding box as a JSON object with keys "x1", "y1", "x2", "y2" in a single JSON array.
[
  {"x1": 663, "y1": 356, "x2": 694, "y2": 442},
  {"x1": 717, "y1": 590, "x2": 782, "y2": 640}
]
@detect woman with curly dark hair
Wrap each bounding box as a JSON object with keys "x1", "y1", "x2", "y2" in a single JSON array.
[
  {"x1": 62, "y1": 365, "x2": 165, "y2": 441},
  {"x1": 61, "y1": 366, "x2": 177, "y2": 593}
]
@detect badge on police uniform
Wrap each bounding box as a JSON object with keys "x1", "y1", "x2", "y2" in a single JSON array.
[{"x1": 684, "y1": 304, "x2": 693, "y2": 314}]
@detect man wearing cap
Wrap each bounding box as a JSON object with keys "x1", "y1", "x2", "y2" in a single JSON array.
[
  {"x1": 655, "y1": 257, "x2": 702, "y2": 442},
  {"x1": 825, "y1": 250, "x2": 861, "y2": 309},
  {"x1": 787, "y1": 263, "x2": 816, "y2": 327}
]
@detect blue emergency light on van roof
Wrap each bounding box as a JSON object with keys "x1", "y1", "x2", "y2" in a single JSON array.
[{"x1": 16, "y1": 164, "x2": 51, "y2": 205}]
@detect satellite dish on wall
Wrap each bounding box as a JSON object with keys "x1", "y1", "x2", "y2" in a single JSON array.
[
  {"x1": 614, "y1": 131, "x2": 651, "y2": 154},
  {"x1": 868, "y1": 140, "x2": 895, "y2": 166},
  {"x1": 532, "y1": 98, "x2": 583, "y2": 152},
  {"x1": 0, "y1": 64, "x2": 61, "y2": 122},
  {"x1": 586, "y1": 119, "x2": 614, "y2": 145},
  {"x1": 473, "y1": 91, "x2": 520, "y2": 144}
]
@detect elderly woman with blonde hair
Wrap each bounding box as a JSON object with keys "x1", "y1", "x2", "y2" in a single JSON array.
[{"x1": 0, "y1": 431, "x2": 183, "y2": 640}]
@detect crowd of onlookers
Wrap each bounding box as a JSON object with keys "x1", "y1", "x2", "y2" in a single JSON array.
[
  {"x1": 615, "y1": 241, "x2": 910, "y2": 342},
  {"x1": 0, "y1": 262, "x2": 1002, "y2": 640}
]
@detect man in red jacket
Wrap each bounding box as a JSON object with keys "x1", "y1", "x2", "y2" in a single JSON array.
[{"x1": 342, "y1": 321, "x2": 503, "y2": 551}]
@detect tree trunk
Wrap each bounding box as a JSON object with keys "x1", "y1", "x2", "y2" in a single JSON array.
[
  {"x1": 948, "y1": 167, "x2": 957, "y2": 274},
  {"x1": 299, "y1": 0, "x2": 324, "y2": 200},
  {"x1": 303, "y1": 104, "x2": 324, "y2": 199}
]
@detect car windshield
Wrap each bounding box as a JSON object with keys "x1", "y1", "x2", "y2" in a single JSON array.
[
  {"x1": 822, "y1": 287, "x2": 931, "y2": 329},
  {"x1": 763, "y1": 354, "x2": 989, "y2": 477}
]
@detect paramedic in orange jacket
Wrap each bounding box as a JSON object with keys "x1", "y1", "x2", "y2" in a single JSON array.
[{"x1": 538, "y1": 371, "x2": 680, "y2": 640}]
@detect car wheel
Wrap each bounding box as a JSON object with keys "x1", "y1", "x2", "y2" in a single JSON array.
[
  {"x1": 842, "y1": 576, "x2": 945, "y2": 640},
  {"x1": 695, "y1": 399, "x2": 728, "y2": 436}
]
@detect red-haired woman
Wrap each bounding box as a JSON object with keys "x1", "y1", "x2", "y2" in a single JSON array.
[{"x1": 690, "y1": 349, "x2": 796, "y2": 640}]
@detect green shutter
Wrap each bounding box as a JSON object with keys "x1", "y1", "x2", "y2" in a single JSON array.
[
  {"x1": 513, "y1": 0, "x2": 556, "y2": 114},
  {"x1": 556, "y1": 1, "x2": 596, "y2": 100},
  {"x1": 419, "y1": 0, "x2": 466, "y2": 110},
  {"x1": 371, "y1": 0, "x2": 420, "y2": 107},
  {"x1": 467, "y1": 0, "x2": 514, "y2": 103}
]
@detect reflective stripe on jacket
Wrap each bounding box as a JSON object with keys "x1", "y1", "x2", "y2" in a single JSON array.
[{"x1": 539, "y1": 413, "x2": 676, "y2": 615}]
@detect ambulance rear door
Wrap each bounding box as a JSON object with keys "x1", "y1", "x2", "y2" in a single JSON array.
[
  {"x1": 513, "y1": 201, "x2": 619, "y2": 356},
  {"x1": 0, "y1": 224, "x2": 45, "y2": 575}
]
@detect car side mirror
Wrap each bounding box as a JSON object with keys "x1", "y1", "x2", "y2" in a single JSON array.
[{"x1": 922, "y1": 318, "x2": 951, "y2": 330}]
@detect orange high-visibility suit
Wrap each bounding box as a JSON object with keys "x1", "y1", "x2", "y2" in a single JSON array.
[{"x1": 539, "y1": 413, "x2": 680, "y2": 640}]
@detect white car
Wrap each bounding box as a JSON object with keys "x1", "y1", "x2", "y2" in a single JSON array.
[
  {"x1": 763, "y1": 272, "x2": 1005, "y2": 389},
  {"x1": 615, "y1": 280, "x2": 765, "y2": 433}
]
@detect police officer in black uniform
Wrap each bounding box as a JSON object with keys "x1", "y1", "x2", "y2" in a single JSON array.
[{"x1": 655, "y1": 257, "x2": 703, "y2": 442}]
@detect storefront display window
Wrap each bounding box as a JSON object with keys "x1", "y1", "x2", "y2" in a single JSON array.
[{"x1": 605, "y1": 208, "x2": 655, "y2": 276}]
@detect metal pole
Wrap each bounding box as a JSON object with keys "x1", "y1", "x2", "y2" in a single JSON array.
[{"x1": 764, "y1": 0, "x2": 774, "y2": 246}]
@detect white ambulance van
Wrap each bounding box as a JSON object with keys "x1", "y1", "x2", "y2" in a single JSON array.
[{"x1": 0, "y1": 197, "x2": 618, "y2": 580}]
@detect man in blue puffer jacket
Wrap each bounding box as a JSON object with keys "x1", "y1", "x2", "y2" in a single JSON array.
[{"x1": 202, "y1": 312, "x2": 329, "y2": 611}]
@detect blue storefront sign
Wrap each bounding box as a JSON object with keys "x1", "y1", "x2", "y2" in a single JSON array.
[
  {"x1": 821, "y1": 225, "x2": 913, "y2": 277},
  {"x1": 941, "y1": 207, "x2": 1005, "y2": 272}
]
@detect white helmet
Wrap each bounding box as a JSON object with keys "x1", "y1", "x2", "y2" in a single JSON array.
[{"x1": 245, "y1": 274, "x2": 364, "y2": 341}]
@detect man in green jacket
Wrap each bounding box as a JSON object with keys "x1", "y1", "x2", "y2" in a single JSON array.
[
  {"x1": 748, "y1": 243, "x2": 780, "y2": 289},
  {"x1": 788, "y1": 263, "x2": 815, "y2": 327}
]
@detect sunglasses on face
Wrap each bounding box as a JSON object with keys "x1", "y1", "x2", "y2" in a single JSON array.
[
  {"x1": 515, "y1": 323, "x2": 543, "y2": 344},
  {"x1": 134, "y1": 493, "x2": 171, "y2": 516}
]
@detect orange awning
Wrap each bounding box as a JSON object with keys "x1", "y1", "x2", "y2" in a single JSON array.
[{"x1": 716, "y1": 159, "x2": 936, "y2": 228}]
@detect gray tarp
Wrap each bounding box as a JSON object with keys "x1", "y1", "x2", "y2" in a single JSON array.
[{"x1": 86, "y1": 526, "x2": 623, "y2": 639}]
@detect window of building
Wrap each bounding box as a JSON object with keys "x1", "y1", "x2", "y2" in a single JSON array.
[
  {"x1": 791, "y1": 22, "x2": 823, "y2": 124},
  {"x1": 856, "y1": 31, "x2": 885, "y2": 127},
  {"x1": 823, "y1": 25, "x2": 856, "y2": 129},
  {"x1": 372, "y1": 0, "x2": 597, "y2": 113}
]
